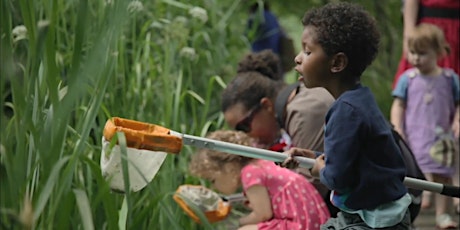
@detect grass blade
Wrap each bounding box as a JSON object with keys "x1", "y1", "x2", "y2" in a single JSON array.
[{"x1": 73, "y1": 189, "x2": 95, "y2": 230}]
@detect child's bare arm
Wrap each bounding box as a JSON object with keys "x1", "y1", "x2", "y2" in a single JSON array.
[
  {"x1": 390, "y1": 98, "x2": 406, "y2": 138},
  {"x1": 238, "y1": 185, "x2": 273, "y2": 226}
]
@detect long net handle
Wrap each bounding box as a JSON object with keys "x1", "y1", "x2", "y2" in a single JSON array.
[
  {"x1": 176, "y1": 133, "x2": 315, "y2": 168},
  {"x1": 171, "y1": 132, "x2": 460, "y2": 198}
]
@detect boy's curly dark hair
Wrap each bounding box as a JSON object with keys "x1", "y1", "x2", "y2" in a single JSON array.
[
  {"x1": 222, "y1": 50, "x2": 285, "y2": 112},
  {"x1": 302, "y1": 2, "x2": 380, "y2": 78}
]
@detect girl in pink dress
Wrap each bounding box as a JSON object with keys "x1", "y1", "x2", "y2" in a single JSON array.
[{"x1": 189, "y1": 130, "x2": 330, "y2": 230}]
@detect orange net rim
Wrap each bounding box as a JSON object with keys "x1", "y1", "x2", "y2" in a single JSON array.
[{"x1": 103, "y1": 117, "x2": 183, "y2": 154}]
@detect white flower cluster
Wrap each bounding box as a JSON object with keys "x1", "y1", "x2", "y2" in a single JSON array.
[
  {"x1": 174, "y1": 16, "x2": 188, "y2": 26},
  {"x1": 37, "y1": 20, "x2": 50, "y2": 29},
  {"x1": 179, "y1": 47, "x2": 197, "y2": 61},
  {"x1": 188, "y1": 6, "x2": 208, "y2": 23},
  {"x1": 127, "y1": 0, "x2": 144, "y2": 14},
  {"x1": 104, "y1": 0, "x2": 114, "y2": 6},
  {"x1": 12, "y1": 25, "x2": 27, "y2": 42}
]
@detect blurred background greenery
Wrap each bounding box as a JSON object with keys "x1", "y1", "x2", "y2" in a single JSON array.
[{"x1": 1, "y1": 0, "x2": 404, "y2": 229}]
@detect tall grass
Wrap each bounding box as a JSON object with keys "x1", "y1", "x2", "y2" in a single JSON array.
[
  {"x1": 1, "y1": 0, "x2": 246, "y2": 229},
  {"x1": 1, "y1": 0, "x2": 404, "y2": 229}
]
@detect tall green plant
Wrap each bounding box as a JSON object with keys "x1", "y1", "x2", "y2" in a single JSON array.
[
  {"x1": 1, "y1": 0, "x2": 134, "y2": 228},
  {"x1": 1, "y1": 0, "x2": 250, "y2": 229}
]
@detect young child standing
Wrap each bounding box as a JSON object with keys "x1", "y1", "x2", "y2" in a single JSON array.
[
  {"x1": 189, "y1": 130, "x2": 330, "y2": 230},
  {"x1": 391, "y1": 23, "x2": 460, "y2": 229},
  {"x1": 283, "y1": 2, "x2": 412, "y2": 229}
]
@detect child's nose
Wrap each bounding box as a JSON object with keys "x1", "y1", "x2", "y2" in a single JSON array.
[{"x1": 294, "y1": 54, "x2": 302, "y2": 65}]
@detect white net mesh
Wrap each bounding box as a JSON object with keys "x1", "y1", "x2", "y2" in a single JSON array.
[
  {"x1": 177, "y1": 185, "x2": 222, "y2": 212},
  {"x1": 100, "y1": 138, "x2": 167, "y2": 192}
]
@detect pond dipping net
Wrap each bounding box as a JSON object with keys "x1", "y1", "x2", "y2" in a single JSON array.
[{"x1": 173, "y1": 185, "x2": 231, "y2": 223}]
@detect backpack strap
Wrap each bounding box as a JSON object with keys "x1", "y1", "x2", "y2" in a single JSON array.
[
  {"x1": 405, "y1": 69, "x2": 418, "y2": 101},
  {"x1": 442, "y1": 68, "x2": 459, "y2": 103},
  {"x1": 275, "y1": 82, "x2": 300, "y2": 129}
]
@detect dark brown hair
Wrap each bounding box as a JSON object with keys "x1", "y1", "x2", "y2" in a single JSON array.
[{"x1": 221, "y1": 50, "x2": 286, "y2": 112}]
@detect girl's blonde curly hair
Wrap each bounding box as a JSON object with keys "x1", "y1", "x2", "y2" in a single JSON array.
[{"x1": 188, "y1": 130, "x2": 254, "y2": 178}]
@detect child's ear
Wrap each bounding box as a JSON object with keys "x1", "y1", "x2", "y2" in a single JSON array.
[{"x1": 330, "y1": 52, "x2": 348, "y2": 73}]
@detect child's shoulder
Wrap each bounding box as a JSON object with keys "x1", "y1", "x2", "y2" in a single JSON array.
[
  {"x1": 401, "y1": 68, "x2": 419, "y2": 79},
  {"x1": 441, "y1": 68, "x2": 459, "y2": 78},
  {"x1": 400, "y1": 68, "x2": 457, "y2": 80}
]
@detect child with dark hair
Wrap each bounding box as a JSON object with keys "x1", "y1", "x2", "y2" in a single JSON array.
[
  {"x1": 283, "y1": 2, "x2": 412, "y2": 229},
  {"x1": 188, "y1": 130, "x2": 330, "y2": 230}
]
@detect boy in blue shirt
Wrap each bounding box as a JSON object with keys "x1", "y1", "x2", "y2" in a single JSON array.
[{"x1": 283, "y1": 2, "x2": 412, "y2": 229}]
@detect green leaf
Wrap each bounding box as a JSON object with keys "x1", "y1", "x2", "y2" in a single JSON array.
[
  {"x1": 73, "y1": 189, "x2": 95, "y2": 230},
  {"x1": 118, "y1": 196, "x2": 128, "y2": 230},
  {"x1": 33, "y1": 156, "x2": 70, "y2": 221}
]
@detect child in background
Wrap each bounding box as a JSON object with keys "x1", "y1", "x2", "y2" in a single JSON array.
[
  {"x1": 189, "y1": 130, "x2": 330, "y2": 230},
  {"x1": 283, "y1": 2, "x2": 412, "y2": 229},
  {"x1": 247, "y1": 1, "x2": 281, "y2": 55},
  {"x1": 391, "y1": 23, "x2": 459, "y2": 229}
]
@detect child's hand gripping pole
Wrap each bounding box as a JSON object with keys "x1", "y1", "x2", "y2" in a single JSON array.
[{"x1": 101, "y1": 117, "x2": 460, "y2": 198}]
